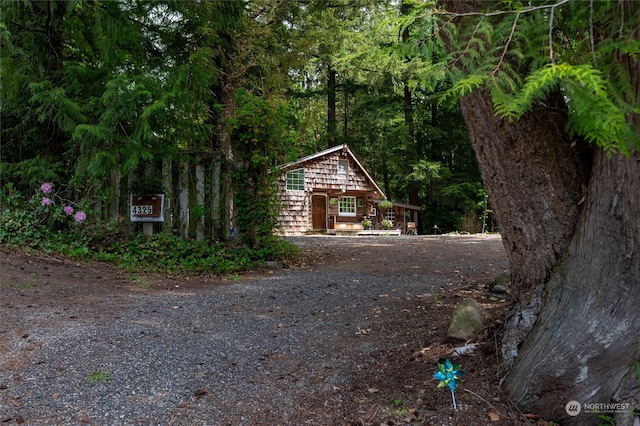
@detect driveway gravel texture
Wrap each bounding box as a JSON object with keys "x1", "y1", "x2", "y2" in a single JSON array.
[{"x1": 0, "y1": 235, "x2": 510, "y2": 425}]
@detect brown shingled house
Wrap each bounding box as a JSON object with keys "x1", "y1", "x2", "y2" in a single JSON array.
[{"x1": 276, "y1": 145, "x2": 419, "y2": 235}]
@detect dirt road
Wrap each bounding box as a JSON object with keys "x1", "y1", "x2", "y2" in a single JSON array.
[{"x1": 1, "y1": 235, "x2": 519, "y2": 425}]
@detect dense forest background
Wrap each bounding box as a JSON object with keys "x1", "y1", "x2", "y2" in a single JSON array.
[{"x1": 0, "y1": 0, "x2": 487, "y2": 245}]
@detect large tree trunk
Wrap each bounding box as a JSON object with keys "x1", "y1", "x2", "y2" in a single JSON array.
[
  {"x1": 447, "y1": 0, "x2": 640, "y2": 423},
  {"x1": 503, "y1": 16, "x2": 640, "y2": 423},
  {"x1": 459, "y1": 60, "x2": 640, "y2": 426},
  {"x1": 459, "y1": 88, "x2": 591, "y2": 367},
  {"x1": 401, "y1": 1, "x2": 421, "y2": 230},
  {"x1": 503, "y1": 148, "x2": 640, "y2": 424}
]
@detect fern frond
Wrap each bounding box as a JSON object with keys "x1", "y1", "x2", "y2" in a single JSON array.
[
  {"x1": 563, "y1": 81, "x2": 636, "y2": 155},
  {"x1": 441, "y1": 74, "x2": 486, "y2": 104}
]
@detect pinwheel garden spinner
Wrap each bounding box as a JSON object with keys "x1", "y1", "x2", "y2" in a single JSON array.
[{"x1": 433, "y1": 359, "x2": 464, "y2": 411}]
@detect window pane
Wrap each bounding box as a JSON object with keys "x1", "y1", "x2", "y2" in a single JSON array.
[
  {"x1": 385, "y1": 209, "x2": 395, "y2": 221},
  {"x1": 339, "y1": 196, "x2": 356, "y2": 216},
  {"x1": 286, "y1": 169, "x2": 304, "y2": 191},
  {"x1": 338, "y1": 160, "x2": 348, "y2": 179}
]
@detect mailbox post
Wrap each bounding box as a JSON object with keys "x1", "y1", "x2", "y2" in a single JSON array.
[{"x1": 130, "y1": 194, "x2": 165, "y2": 236}]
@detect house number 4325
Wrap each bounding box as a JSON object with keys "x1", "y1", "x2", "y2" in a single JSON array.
[{"x1": 132, "y1": 205, "x2": 153, "y2": 215}]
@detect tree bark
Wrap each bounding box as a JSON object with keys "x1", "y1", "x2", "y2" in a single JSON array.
[
  {"x1": 327, "y1": 65, "x2": 337, "y2": 148},
  {"x1": 178, "y1": 159, "x2": 190, "y2": 240},
  {"x1": 401, "y1": 1, "x2": 421, "y2": 230},
  {"x1": 459, "y1": 50, "x2": 639, "y2": 426},
  {"x1": 503, "y1": 14, "x2": 640, "y2": 423},
  {"x1": 459, "y1": 88, "x2": 591, "y2": 367},
  {"x1": 503, "y1": 148, "x2": 640, "y2": 425},
  {"x1": 442, "y1": 0, "x2": 639, "y2": 422}
]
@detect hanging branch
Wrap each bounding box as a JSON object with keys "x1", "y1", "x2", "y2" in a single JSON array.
[
  {"x1": 492, "y1": 12, "x2": 520, "y2": 79},
  {"x1": 420, "y1": 0, "x2": 572, "y2": 73},
  {"x1": 449, "y1": 16, "x2": 486, "y2": 70}
]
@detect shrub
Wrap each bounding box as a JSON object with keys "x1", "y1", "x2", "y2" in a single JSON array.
[{"x1": 1, "y1": 182, "x2": 299, "y2": 275}]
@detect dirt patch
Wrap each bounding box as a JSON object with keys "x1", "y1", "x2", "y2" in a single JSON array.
[{"x1": 0, "y1": 235, "x2": 550, "y2": 425}]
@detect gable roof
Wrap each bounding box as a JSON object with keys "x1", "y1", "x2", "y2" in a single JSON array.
[{"x1": 277, "y1": 144, "x2": 386, "y2": 199}]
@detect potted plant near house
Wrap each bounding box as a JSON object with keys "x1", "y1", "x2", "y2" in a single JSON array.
[
  {"x1": 361, "y1": 217, "x2": 372, "y2": 230},
  {"x1": 381, "y1": 219, "x2": 393, "y2": 230},
  {"x1": 378, "y1": 200, "x2": 393, "y2": 209}
]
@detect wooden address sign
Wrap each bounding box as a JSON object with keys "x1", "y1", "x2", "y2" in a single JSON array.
[{"x1": 130, "y1": 194, "x2": 165, "y2": 222}]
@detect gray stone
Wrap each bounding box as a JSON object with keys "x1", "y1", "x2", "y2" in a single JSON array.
[
  {"x1": 447, "y1": 298, "x2": 487, "y2": 341},
  {"x1": 492, "y1": 284, "x2": 507, "y2": 294}
]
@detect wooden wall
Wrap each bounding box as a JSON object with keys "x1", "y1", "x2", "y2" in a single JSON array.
[{"x1": 277, "y1": 153, "x2": 379, "y2": 235}]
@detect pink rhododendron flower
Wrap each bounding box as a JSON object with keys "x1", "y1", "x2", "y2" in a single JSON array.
[
  {"x1": 41, "y1": 182, "x2": 52, "y2": 194},
  {"x1": 63, "y1": 205, "x2": 74, "y2": 215},
  {"x1": 74, "y1": 211, "x2": 87, "y2": 223},
  {"x1": 41, "y1": 197, "x2": 53, "y2": 206}
]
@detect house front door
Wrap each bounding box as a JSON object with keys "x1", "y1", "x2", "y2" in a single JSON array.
[{"x1": 312, "y1": 195, "x2": 327, "y2": 230}]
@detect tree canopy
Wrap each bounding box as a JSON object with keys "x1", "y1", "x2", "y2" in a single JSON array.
[{"x1": 1, "y1": 0, "x2": 486, "y2": 236}]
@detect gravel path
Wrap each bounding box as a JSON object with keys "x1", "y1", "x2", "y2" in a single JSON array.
[{"x1": 0, "y1": 235, "x2": 508, "y2": 425}]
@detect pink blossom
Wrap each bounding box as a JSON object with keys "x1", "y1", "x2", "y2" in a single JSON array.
[
  {"x1": 41, "y1": 197, "x2": 53, "y2": 206},
  {"x1": 74, "y1": 211, "x2": 87, "y2": 223},
  {"x1": 63, "y1": 205, "x2": 74, "y2": 215},
  {"x1": 41, "y1": 182, "x2": 53, "y2": 194}
]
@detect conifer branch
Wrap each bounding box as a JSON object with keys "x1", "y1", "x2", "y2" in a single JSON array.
[
  {"x1": 450, "y1": 16, "x2": 485, "y2": 70},
  {"x1": 432, "y1": 0, "x2": 571, "y2": 20},
  {"x1": 493, "y1": 12, "x2": 520, "y2": 79}
]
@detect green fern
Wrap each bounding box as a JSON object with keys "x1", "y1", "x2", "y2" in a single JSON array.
[{"x1": 488, "y1": 62, "x2": 636, "y2": 154}]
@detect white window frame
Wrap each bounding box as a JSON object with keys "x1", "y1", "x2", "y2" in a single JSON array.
[
  {"x1": 286, "y1": 168, "x2": 305, "y2": 191},
  {"x1": 385, "y1": 209, "x2": 395, "y2": 222},
  {"x1": 338, "y1": 196, "x2": 356, "y2": 216}
]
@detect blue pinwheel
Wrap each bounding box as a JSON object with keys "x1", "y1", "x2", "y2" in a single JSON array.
[{"x1": 433, "y1": 359, "x2": 464, "y2": 411}]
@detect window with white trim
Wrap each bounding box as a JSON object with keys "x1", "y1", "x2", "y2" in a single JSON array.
[
  {"x1": 339, "y1": 196, "x2": 356, "y2": 216},
  {"x1": 286, "y1": 168, "x2": 305, "y2": 191},
  {"x1": 385, "y1": 209, "x2": 395, "y2": 222}
]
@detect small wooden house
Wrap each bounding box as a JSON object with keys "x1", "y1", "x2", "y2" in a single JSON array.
[{"x1": 276, "y1": 144, "x2": 418, "y2": 235}]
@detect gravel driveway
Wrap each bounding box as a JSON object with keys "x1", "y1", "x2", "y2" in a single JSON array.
[{"x1": 0, "y1": 235, "x2": 508, "y2": 425}]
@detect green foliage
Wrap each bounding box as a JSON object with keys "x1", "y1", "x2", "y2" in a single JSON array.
[
  {"x1": 407, "y1": 0, "x2": 640, "y2": 155},
  {"x1": 229, "y1": 88, "x2": 294, "y2": 248},
  {"x1": 0, "y1": 181, "x2": 89, "y2": 245},
  {"x1": 0, "y1": 158, "x2": 65, "y2": 194},
  {"x1": 94, "y1": 233, "x2": 298, "y2": 274},
  {"x1": 492, "y1": 63, "x2": 635, "y2": 154},
  {"x1": 379, "y1": 200, "x2": 393, "y2": 209},
  {"x1": 129, "y1": 174, "x2": 164, "y2": 196},
  {"x1": 1, "y1": 182, "x2": 298, "y2": 274},
  {"x1": 88, "y1": 371, "x2": 112, "y2": 384}
]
